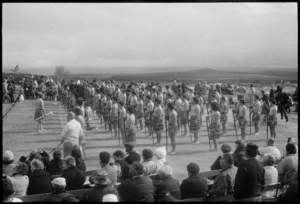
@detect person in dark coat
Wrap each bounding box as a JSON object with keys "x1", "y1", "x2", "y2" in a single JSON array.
[
  {"x1": 156, "y1": 165, "x2": 181, "y2": 201},
  {"x1": 277, "y1": 168, "x2": 298, "y2": 203},
  {"x1": 113, "y1": 150, "x2": 130, "y2": 181},
  {"x1": 210, "y1": 143, "x2": 238, "y2": 170},
  {"x1": 124, "y1": 143, "x2": 141, "y2": 165},
  {"x1": 61, "y1": 156, "x2": 85, "y2": 190},
  {"x1": 117, "y1": 162, "x2": 155, "y2": 202},
  {"x1": 275, "y1": 87, "x2": 289, "y2": 122},
  {"x1": 46, "y1": 149, "x2": 66, "y2": 175},
  {"x1": 27, "y1": 159, "x2": 52, "y2": 195},
  {"x1": 71, "y1": 146, "x2": 86, "y2": 172},
  {"x1": 233, "y1": 140, "x2": 247, "y2": 167},
  {"x1": 42, "y1": 177, "x2": 73, "y2": 202},
  {"x1": 80, "y1": 170, "x2": 119, "y2": 202},
  {"x1": 234, "y1": 143, "x2": 265, "y2": 201},
  {"x1": 180, "y1": 162, "x2": 208, "y2": 199}
]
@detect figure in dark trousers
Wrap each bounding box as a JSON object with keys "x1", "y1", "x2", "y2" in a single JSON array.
[
  {"x1": 167, "y1": 103, "x2": 177, "y2": 154},
  {"x1": 275, "y1": 87, "x2": 289, "y2": 122}
]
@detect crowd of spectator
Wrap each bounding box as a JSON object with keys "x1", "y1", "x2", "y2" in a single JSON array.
[{"x1": 3, "y1": 136, "x2": 298, "y2": 202}]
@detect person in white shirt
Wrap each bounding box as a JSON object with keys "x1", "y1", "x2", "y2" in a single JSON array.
[
  {"x1": 261, "y1": 154, "x2": 278, "y2": 198},
  {"x1": 258, "y1": 138, "x2": 282, "y2": 164},
  {"x1": 60, "y1": 112, "x2": 85, "y2": 158},
  {"x1": 111, "y1": 97, "x2": 119, "y2": 138}
]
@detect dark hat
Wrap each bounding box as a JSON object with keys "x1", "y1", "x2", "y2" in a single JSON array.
[{"x1": 246, "y1": 143, "x2": 258, "y2": 157}]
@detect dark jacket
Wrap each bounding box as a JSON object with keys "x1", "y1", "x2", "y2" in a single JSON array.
[
  {"x1": 278, "y1": 180, "x2": 298, "y2": 203},
  {"x1": 156, "y1": 175, "x2": 181, "y2": 200},
  {"x1": 42, "y1": 191, "x2": 73, "y2": 202},
  {"x1": 124, "y1": 150, "x2": 141, "y2": 165},
  {"x1": 80, "y1": 184, "x2": 119, "y2": 202},
  {"x1": 27, "y1": 170, "x2": 52, "y2": 195},
  {"x1": 118, "y1": 175, "x2": 155, "y2": 202},
  {"x1": 115, "y1": 159, "x2": 130, "y2": 180},
  {"x1": 46, "y1": 159, "x2": 65, "y2": 175},
  {"x1": 180, "y1": 174, "x2": 208, "y2": 199},
  {"x1": 75, "y1": 158, "x2": 86, "y2": 172},
  {"x1": 62, "y1": 165, "x2": 85, "y2": 190},
  {"x1": 233, "y1": 157, "x2": 265, "y2": 200},
  {"x1": 210, "y1": 154, "x2": 238, "y2": 170}
]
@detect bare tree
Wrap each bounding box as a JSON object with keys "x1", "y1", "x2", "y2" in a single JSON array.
[{"x1": 53, "y1": 66, "x2": 72, "y2": 82}]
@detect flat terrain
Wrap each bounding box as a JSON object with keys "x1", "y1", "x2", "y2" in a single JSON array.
[{"x1": 2, "y1": 99, "x2": 298, "y2": 182}]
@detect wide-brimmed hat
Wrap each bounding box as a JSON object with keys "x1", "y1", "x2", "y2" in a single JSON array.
[
  {"x1": 51, "y1": 177, "x2": 66, "y2": 186},
  {"x1": 91, "y1": 171, "x2": 112, "y2": 186}
]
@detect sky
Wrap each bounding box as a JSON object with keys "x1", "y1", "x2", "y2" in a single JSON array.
[{"x1": 2, "y1": 3, "x2": 298, "y2": 73}]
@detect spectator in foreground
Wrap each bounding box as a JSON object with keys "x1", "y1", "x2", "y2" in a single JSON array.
[
  {"x1": 210, "y1": 143, "x2": 238, "y2": 170},
  {"x1": 7, "y1": 162, "x2": 29, "y2": 197},
  {"x1": 102, "y1": 194, "x2": 119, "y2": 202},
  {"x1": 62, "y1": 156, "x2": 85, "y2": 190},
  {"x1": 277, "y1": 168, "x2": 298, "y2": 203},
  {"x1": 277, "y1": 143, "x2": 298, "y2": 185},
  {"x1": 112, "y1": 150, "x2": 130, "y2": 181},
  {"x1": 261, "y1": 154, "x2": 278, "y2": 198},
  {"x1": 156, "y1": 165, "x2": 181, "y2": 201},
  {"x1": 27, "y1": 159, "x2": 52, "y2": 195},
  {"x1": 117, "y1": 162, "x2": 155, "y2": 202},
  {"x1": 142, "y1": 149, "x2": 159, "y2": 175},
  {"x1": 3, "y1": 174, "x2": 23, "y2": 202},
  {"x1": 89, "y1": 152, "x2": 117, "y2": 185},
  {"x1": 71, "y1": 146, "x2": 86, "y2": 172},
  {"x1": 233, "y1": 140, "x2": 247, "y2": 167},
  {"x1": 124, "y1": 143, "x2": 141, "y2": 165},
  {"x1": 154, "y1": 146, "x2": 167, "y2": 171},
  {"x1": 233, "y1": 143, "x2": 265, "y2": 202},
  {"x1": 46, "y1": 149, "x2": 66, "y2": 175},
  {"x1": 80, "y1": 171, "x2": 119, "y2": 202},
  {"x1": 208, "y1": 154, "x2": 237, "y2": 199},
  {"x1": 258, "y1": 138, "x2": 281, "y2": 164},
  {"x1": 41, "y1": 177, "x2": 73, "y2": 202},
  {"x1": 283, "y1": 137, "x2": 298, "y2": 157},
  {"x1": 3, "y1": 150, "x2": 16, "y2": 176},
  {"x1": 180, "y1": 162, "x2": 208, "y2": 199}
]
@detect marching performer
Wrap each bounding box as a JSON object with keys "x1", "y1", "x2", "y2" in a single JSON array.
[
  {"x1": 157, "y1": 89, "x2": 164, "y2": 108},
  {"x1": 237, "y1": 99, "x2": 248, "y2": 141},
  {"x1": 99, "y1": 92, "x2": 107, "y2": 125},
  {"x1": 167, "y1": 103, "x2": 177, "y2": 154},
  {"x1": 251, "y1": 95, "x2": 261, "y2": 135},
  {"x1": 124, "y1": 106, "x2": 137, "y2": 144},
  {"x1": 111, "y1": 97, "x2": 119, "y2": 138},
  {"x1": 152, "y1": 98, "x2": 164, "y2": 145},
  {"x1": 164, "y1": 94, "x2": 173, "y2": 122},
  {"x1": 189, "y1": 97, "x2": 201, "y2": 144},
  {"x1": 268, "y1": 99, "x2": 278, "y2": 139},
  {"x1": 174, "y1": 94, "x2": 182, "y2": 132},
  {"x1": 209, "y1": 102, "x2": 221, "y2": 151},
  {"x1": 219, "y1": 95, "x2": 228, "y2": 136},
  {"x1": 130, "y1": 92, "x2": 138, "y2": 125},
  {"x1": 120, "y1": 89, "x2": 127, "y2": 108},
  {"x1": 136, "y1": 94, "x2": 144, "y2": 132},
  {"x1": 34, "y1": 93, "x2": 46, "y2": 132},
  {"x1": 145, "y1": 95, "x2": 154, "y2": 137},
  {"x1": 248, "y1": 84, "x2": 256, "y2": 109},
  {"x1": 103, "y1": 94, "x2": 112, "y2": 131},
  {"x1": 151, "y1": 89, "x2": 157, "y2": 102},
  {"x1": 118, "y1": 101, "x2": 127, "y2": 144},
  {"x1": 180, "y1": 95, "x2": 189, "y2": 136}
]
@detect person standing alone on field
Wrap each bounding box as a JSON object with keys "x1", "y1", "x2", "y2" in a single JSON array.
[
  {"x1": 34, "y1": 93, "x2": 46, "y2": 132},
  {"x1": 168, "y1": 103, "x2": 177, "y2": 154}
]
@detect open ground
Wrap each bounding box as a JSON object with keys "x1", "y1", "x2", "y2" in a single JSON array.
[{"x1": 3, "y1": 97, "x2": 298, "y2": 183}]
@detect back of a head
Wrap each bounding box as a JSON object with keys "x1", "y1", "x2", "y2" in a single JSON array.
[
  {"x1": 3, "y1": 150, "x2": 14, "y2": 163},
  {"x1": 246, "y1": 143, "x2": 259, "y2": 158},
  {"x1": 65, "y1": 156, "x2": 76, "y2": 167},
  {"x1": 99, "y1": 151, "x2": 110, "y2": 165},
  {"x1": 262, "y1": 153, "x2": 275, "y2": 167},
  {"x1": 30, "y1": 159, "x2": 44, "y2": 172},
  {"x1": 129, "y1": 162, "x2": 144, "y2": 177},
  {"x1": 187, "y1": 162, "x2": 200, "y2": 175},
  {"x1": 102, "y1": 194, "x2": 118, "y2": 202},
  {"x1": 15, "y1": 162, "x2": 29, "y2": 175},
  {"x1": 221, "y1": 143, "x2": 232, "y2": 154},
  {"x1": 142, "y1": 149, "x2": 153, "y2": 160},
  {"x1": 267, "y1": 138, "x2": 275, "y2": 146},
  {"x1": 53, "y1": 150, "x2": 62, "y2": 160},
  {"x1": 113, "y1": 150, "x2": 124, "y2": 159},
  {"x1": 286, "y1": 143, "x2": 297, "y2": 155},
  {"x1": 222, "y1": 154, "x2": 234, "y2": 166},
  {"x1": 159, "y1": 165, "x2": 173, "y2": 178}
]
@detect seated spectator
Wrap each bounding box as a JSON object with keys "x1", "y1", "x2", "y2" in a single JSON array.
[
  {"x1": 109, "y1": 163, "x2": 122, "y2": 183},
  {"x1": 112, "y1": 150, "x2": 130, "y2": 181},
  {"x1": 124, "y1": 143, "x2": 141, "y2": 165},
  {"x1": 208, "y1": 154, "x2": 237, "y2": 199},
  {"x1": 277, "y1": 168, "x2": 298, "y2": 203},
  {"x1": 3, "y1": 150, "x2": 16, "y2": 176},
  {"x1": 258, "y1": 138, "x2": 281, "y2": 164},
  {"x1": 156, "y1": 165, "x2": 181, "y2": 201},
  {"x1": 80, "y1": 171, "x2": 119, "y2": 202},
  {"x1": 46, "y1": 149, "x2": 66, "y2": 175},
  {"x1": 282, "y1": 137, "x2": 298, "y2": 158},
  {"x1": 7, "y1": 162, "x2": 29, "y2": 197},
  {"x1": 71, "y1": 146, "x2": 86, "y2": 172},
  {"x1": 102, "y1": 194, "x2": 119, "y2": 202},
  {"x1": 233, "y1": 140, "x2": 247, "y2": 167},
  {"x1": 261, "y1": 153, "x2": 278, "y2": 198},
  {"x1": 154, "y1": 146, "x2": 167, "y2": 171},
  {"x1": 142, "y1": 149, "x2": 159, "y2": 175},
  {"x1": 89, "y1": 151, "x2": 117, "y2": 185},
  {"x1": 277, "y1": 143, "x2": 298, "y2": 185},
  {"x1": 41, "y1": 177, "x2": 73, "y2": 202},
  {"x1": 62, "y1": 156, "x2": 85, "y2": 190},
  {"x1": 210, "y1": 143, "x2": 238, "y2": 170},
  {"x1": 117, "y1": 162, "x2": 155, "y2": 202},
  {"x1": 27, "y1": 159, "x2": 52, "y2": 195},
  {"x1": 180, "y1": 162, "x2": 208, "y2": 199},
  {"x1": 25, "y1": 150, "x2": 42, "y2": 174},
  {"x1": 3, "y1": 174, "x2": 23, "y2": 202}
]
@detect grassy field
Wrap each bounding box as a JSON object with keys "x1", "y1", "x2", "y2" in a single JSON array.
[{"x1": 2, "y1": 97, "x2": 298, "y2": 183}]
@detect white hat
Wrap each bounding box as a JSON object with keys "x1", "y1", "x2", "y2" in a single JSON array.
[
  {"x1": 155, "y1": 146, "x2": 167, "y2": 162},
  {"x1": 159, "y1": 165, "x2": 173, "y2": 177},
  {"x1": 102, "y1": 194, "x2": 118, "y2": 202},
  {"x1": 51, "y1": 177, "x2": 66, "y2": 186},
  {"x1": 3, "y1": 150, "x2": 14, "y2": 161}
]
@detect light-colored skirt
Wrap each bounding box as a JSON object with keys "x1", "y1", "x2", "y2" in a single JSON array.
[{"x1": 125, "y1": 126, "x2": 136, "y2": 143}]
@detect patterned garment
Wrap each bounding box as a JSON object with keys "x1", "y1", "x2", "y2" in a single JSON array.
[
  {"x1": 220, "y1": 112, "x2": 228, "y2": 124},
  {"x1": 125, "y1": 115, "x2": 136, "y2": 143},
  {"x1": 136, "y1": 110, "x2": 144, "y2": 120},
  {"x1": 181, "y1": 110, "x2": 188, "y2": 125},
  {"x1": 252, "y1": 112, "x2": 260, "y2": 123},
  {"x1": 152, "y1": 105, "x2": 164, "y2": 134},
  {"x1": 34, "y1": 109, "x2": 44, "y2": 121},
  {"x1": 103, "y1": 108, "x2": 111, "y2": 122},
  {"x1": 209, "y1": 123, "x2": 221, "y2": 139},
  {"x1": 145, "y1": 112, "x2": 152, "y2": 127},
  {"x1": 189, "y1": 116, "x2": 201, "y2": 132}
]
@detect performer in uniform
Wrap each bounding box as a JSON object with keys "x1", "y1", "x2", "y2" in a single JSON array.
[
  {"x1": 136, "y1": 94, "x2": 144, "y2": 132},
  {"x1": 124, "y1": 106, "x2": 136, "y2": 144},
  {"x1": 237, "y1": 99, "x2": 248, "y2": 141},
  {"x1": 152, "y1": 98, "x2": 164, "y2": 145},
  {"x1": 248, "y1": 84, "x2": 255, "y2": 109},
  {"x1": 189, "y1": 97, "x2": 201, "y2": 144},
  {"x1": 120, "y1": 90, "x2": 127, "y2": 108},
  {"x1": 251, "y1": 95, "x2": 261, "y2": 135},
  {"x1": 180, "y1": 95, "x2": 189, "y2": 136},
  {"x1": 53, "y1": 82, "x2": 59, "y2": 105},
  {"x1": 209, "y1": 102, "x2": 221, "y2": 151},
  {"x1": 164, "y1": 94, "x2": 172, "y2": 122},
  {"x1": 34, "y1": 93, "x2": 46, "y2": 132},
  {"x1": 268, "y1": 99, "x2": 278, "y2": 139},
  {"x1": 99, "y1": 91, "x2": 107, "y2": 125},
  {"x1": 219, "y1": 95, "x2": 228, "y2": 136},
  {"x1": 174, "y1": 94, "x2": 182, "y2": 132},
  {"x1": 157, "y1": 89, "x2": 164, "y2": 108},
  {"x1": 103, "y1": 94, "x2": 112, "y2": 131},
  {"x1": 145, "y1": 95, "x2": 154, "y2": 137},
  {"x1": 167, "y1": 103, "x2": 177, "y2": 154},
  {"x1": 118, "y1": 101, "x2": 127, "y2": 144},
  {"x1": 111, "y1": 97, "x2": 119, "y2": 138}
]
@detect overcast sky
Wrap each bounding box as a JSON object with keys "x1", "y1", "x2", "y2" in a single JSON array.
[{"x1": 2, "y1": 3, "x2": 297, "y2": 72}]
